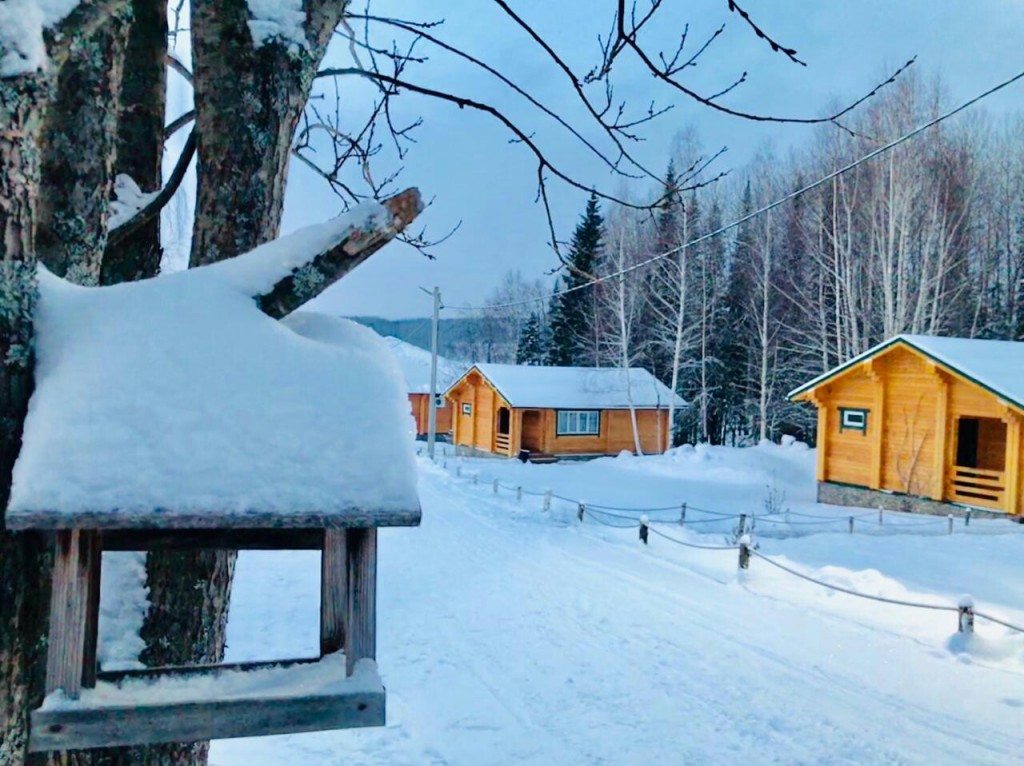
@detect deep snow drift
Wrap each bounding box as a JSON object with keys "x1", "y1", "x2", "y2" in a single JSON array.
[{"x1": 183, "y1": 442, "x2": 1024, "y2": 765}]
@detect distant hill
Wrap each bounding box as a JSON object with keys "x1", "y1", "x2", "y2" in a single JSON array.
[{"x1": 349, "y1": 315, "x2": 517, "y2": 363}]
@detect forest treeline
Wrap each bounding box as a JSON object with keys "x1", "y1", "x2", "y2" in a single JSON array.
[{"x1": 475, "y1": 74, "x2": 1024, "y2": 446}]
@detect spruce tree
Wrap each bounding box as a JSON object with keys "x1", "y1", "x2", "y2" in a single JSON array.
[
  {"x1": 516, "y1": 312, "x2": 546, "y2": 364},
  {"x1": 546, "y1": 192, "x2": 605, "y2": 365}
]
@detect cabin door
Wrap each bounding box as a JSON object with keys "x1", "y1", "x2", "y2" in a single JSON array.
[
  {"x1": 521, "y1": 410, "x2": 543, "y2": 453},
  {"x1": 494, "y1": 407, "x2": 512, "y2": 454},
  {"x1": 948, "y1": 416, "x2": 1007, "y2": 509}
]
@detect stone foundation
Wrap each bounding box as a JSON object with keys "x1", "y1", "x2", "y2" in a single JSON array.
[{"x1": 817, "y1": 481, "x2": 1012, "y2": 520}]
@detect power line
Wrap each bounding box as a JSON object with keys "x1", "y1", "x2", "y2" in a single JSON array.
[{"x1": 444, "y1": 67, "x2": 1024, "y2": 314}]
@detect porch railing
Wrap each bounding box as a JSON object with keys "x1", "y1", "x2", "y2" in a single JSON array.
[
  {"x1": 495, "y1": 432, "x2": 511, "y2": 455},
  {"x1": 946, "y1": 465, "x2": 1006, "y2": 510}
]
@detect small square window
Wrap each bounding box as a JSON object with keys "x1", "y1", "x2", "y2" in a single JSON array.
[
  {"x1": 839, "y1": 408, "x2": 868, "y2": 432},
  {"x1": 462, "y1": 402, "x2": 472, "y2": 415}
]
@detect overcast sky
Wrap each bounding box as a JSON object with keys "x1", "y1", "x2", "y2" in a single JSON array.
[{"x1": 285, "y1": 1, "x2": 1024, "y2": 320}]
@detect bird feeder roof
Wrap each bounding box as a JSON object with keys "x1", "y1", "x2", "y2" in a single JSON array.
[{"x1": 6, "y1": 206, "x2": 420, "y2": 531}]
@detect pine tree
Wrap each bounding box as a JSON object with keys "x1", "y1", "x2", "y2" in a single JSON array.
[
  {"x1": 516, "y1": 313, "x2": 546, "y2": 364},
  {"x1": 546, "y1": 192, "x2": 605, "y2": 365}
]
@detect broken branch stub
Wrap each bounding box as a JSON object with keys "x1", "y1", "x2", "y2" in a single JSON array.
[{"x1": 258, "y1": 187, "x2": 424, "y2": 319}]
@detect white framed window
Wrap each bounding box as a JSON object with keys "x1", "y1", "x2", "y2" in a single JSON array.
[
  {"x1": 462, "y1": 402, "x2": 472, "y2": 415},
  {"x1": 839, "y1": 407, "x2": 868, "y2": 433},
  {"x1": 556, "y1": 410, "x2": 600, "y2": 436}
]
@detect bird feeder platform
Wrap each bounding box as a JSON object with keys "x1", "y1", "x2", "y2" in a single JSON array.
[{"x1": 19, "y1": 511, "x2": 419, "y2": 753}]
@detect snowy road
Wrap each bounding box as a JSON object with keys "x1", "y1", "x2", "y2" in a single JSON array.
[{"x1": 211, "y1": 453, "x2": 1024, "y2": 765}]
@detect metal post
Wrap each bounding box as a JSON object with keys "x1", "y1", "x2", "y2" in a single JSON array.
[
  {"x1": 965, "y1": 509, "x2": 971, "y2": 527},
  {"x1": 737, "y1": 513, "x2": 747, "y2": 537},
  {"x1": 948, "y1": 513, "x2": 954, "y2": 535},
  {"x1": 577, "y1": 502, "x2": 585, "y2": 522},
  {"x1": 878, "y1": 507, "x2": 884, "y2": 525},
  {"x1": 848, "y1": 516, "x2": 854, "y2": 534},
  {"x1": 456, "y1": 465, "x2": 461, "y2": 478},
  {"x1": 426, "y1": 286, "x2": 441, "y2": 460},
  {"x1": 738, "y1": 535, "x2": 751, "y2": 570},
  {"x1": 543, "y1": 490, "x2": 552, "y2": 511},
  {"x1": 493, "y1": 478, "x2": 499, "y2": 494},
  {"x1": 472, "y1": 473, "x2": 479, "y2": 485},
  {"x1": 639, "y1": 515, "x2": 649, "y2": 545},
  {"x1": 679, "y1": 503, "x2": 687, "y2": 525},
  {"x1": 516, "y1": 486, "x2": 522, "y2": 503}
]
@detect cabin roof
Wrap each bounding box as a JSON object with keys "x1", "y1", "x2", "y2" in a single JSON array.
[
  {"x1": 788, "y1": 333, "x2": 1024, "y2": 409},
  {"x1": 448, "y1": 363, "x2": 684, "y2": 410},
  {"x1": 6, "y1": 217, "x2": 421, "y2": 531},
  {"x1": 383, "y1": 336, "x2": 465, "y2": 394}
]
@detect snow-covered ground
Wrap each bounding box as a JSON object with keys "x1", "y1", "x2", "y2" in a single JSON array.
[{"x1": 203, "y1": 443, "x2": 1024, "y2": 765}]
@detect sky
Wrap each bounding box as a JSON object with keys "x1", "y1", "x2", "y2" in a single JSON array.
[{"x1": 247, "y1": 2, "x2": 1024, "y2": 320}]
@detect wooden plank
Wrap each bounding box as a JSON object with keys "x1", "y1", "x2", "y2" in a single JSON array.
[
  {"x1": 45, "y1": 530, "x2": 100, "y2": 698},
  {"x1": 816, "y1": 400, "x2": 829, "y2": 482},
  {"x1": 7, "y1": 506, "x2": 421, "y2": 532},
  {"x1": 321, "y1": 528, "x2": 348, "y2": 656},
  {"x1": 869, "y1": 363, "x2": 885, "y2": 490},
  {"x1": 29, "y1": 688, "x2": 385, "y2": 751},
  {"x1": 101, "y1": 528, "x2": 325, "y2": 551},
  {"x1": 97, "y1": 657, "x2": 319, "y2": 684},
  {"x1": 1003, "y1": 411, "x2": 1021, "y2": 515},
  {"x1": 932, "y1": 369, "x2": 949, "y2": 500},
  {"x1": 345, "y1": 527, "x2": 377, "y2": 675},
  {"x1": 81, "y1": 532, "x2": 102, "y2": 689}
]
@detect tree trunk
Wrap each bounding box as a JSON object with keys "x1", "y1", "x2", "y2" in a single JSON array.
[
  {"x1": 100, "y1": 0, "x2": 168, "y2": 285},
  {"x1": 35, "y1": 11, "x2": 129, "y2": 285},
  {"x1": 0, "y1": 70, "x2": 51, "y2": 766}
]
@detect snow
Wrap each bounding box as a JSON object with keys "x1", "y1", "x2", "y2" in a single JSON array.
[
  {"x1": 462, "y1": 363, "x2": 684, "y2": 410},
  {"x1": 7, "y1": 202, "x2": 418, "y2": 525},
  {"x1": 107, "y1": 174, "x2": 159, "y2": 231},
  {"x1": 245, "y1": 0, "x2": 307, "y2": 51},
  {"x1": 790, "y1": 333, "x2": 1024, "y2": 409},
  {"x1": 0, "y1": 0, "x2": 79, "y2": 77},
  {"x1": 42, "y1": 655, "x2": 381, "y2": 711},
  {"x1": 200, "y1": 442, "x2": 1024, "y2": 764},
  {"x1": 97, "y1": 552, "x2": 148, "y2": 671},
  {"x1": 383, "y1": 336, "x2": 464, "y2": 394}
]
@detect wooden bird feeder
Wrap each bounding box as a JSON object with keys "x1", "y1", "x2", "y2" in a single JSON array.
[{"x1": 5, "y1": 201, "x2": 424, "y2": 752}]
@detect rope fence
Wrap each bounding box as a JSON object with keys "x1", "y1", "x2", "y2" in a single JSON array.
[{"x1": 436, "y1": 455, "x2": 1024, "y2": 638}]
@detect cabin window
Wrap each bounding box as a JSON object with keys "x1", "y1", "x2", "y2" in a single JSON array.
[
  {"x1": 839, "y1": 407, "x2": 868, "y2": 433},
  {"x1": 557, "y1": 410, "x2": 600, "y2": 436},
  {"x1": 497, "y1": 407, "x2": 511, "y2": 435},
  {"x1": 461, "y1": 402, "x2": 472, "y2": 415}
]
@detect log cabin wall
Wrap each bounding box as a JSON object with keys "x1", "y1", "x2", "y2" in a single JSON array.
[
  {"x1": 809, "y1": 343, "x2": 1023, "y2": 515},
  {"x1": 408, "y1": 393, "x2": 452, "y2": 436}
]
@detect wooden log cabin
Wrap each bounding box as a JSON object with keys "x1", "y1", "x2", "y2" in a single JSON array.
[
  {"x1": 384, "y1": 336, "x2": 462, "y2": 437},
  {"x1": 789, "y1": 334, "x2": 1024, "y2": 518},
  {"x1": 445, "y1": 363, "x2": 682, "y2": 458}
]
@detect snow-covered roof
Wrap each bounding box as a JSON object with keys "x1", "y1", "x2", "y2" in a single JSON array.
[
  {"x1": 383, "y1": 336, "x2": 465, "y2": 395},
  {"x1": 788, "y1": 333, "x2": 1024, "y2": 409},
  {"x1": 7, "y1": 204, "x2": 420, "y2": 530},
  {"x1": 451, "y1": 363, "x2": 684, "y2": 410}
]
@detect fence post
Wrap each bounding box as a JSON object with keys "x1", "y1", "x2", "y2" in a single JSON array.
[
  {"x1": 679, "y1": 503, "x2": 687, "y2": 525},
  {"x1": 878, "y1": 507, "x2": 884, "y2": 526},
  {"x1": 965, "y1": 509, "x2": 971, "y2": 527},
  {"x1": 738, "y1": 534, "x2": 751, "y2": 570},
  {"x1": 639, "y1": 515, "x2": 649, "y2": 545},
  {"x1": 472, "y1": 473, "x2": 479, "y2": 485},
  {"x1": 492, "y1": 478, "x2": 499, "y2": 494},
  {"x1": 543, "y1": 490, "x2": 552, "y2": 511},
  {"x1": 456, "y1": 465, "x2": 462, "y2": 478},
  {"x1": 948, "y1": 513, "x2": 954, "y2": 535},
  {"x1": 516, "y1": 486, "x2": 523, "y2": 503},
  {"x1": 958, "y1": 595, "x2": 975, "y2": 633},
  {"x1": 848, "y1": 516, "x2": 854, "y2": 534},
  {"x1": 442, "y1": 459, "x2": 447, "y2": 469},
  {"x1": 577, "y1": 502, "x2": 586, "y2": 522}
]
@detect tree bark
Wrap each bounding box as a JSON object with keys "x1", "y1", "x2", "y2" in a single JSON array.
[
  {"x1": 35, "y1": 10, "x2": 129, "y2": 285},
  {"x1": 100, "y1": 0, "x2": 168, "y2": 285},
  {"x1": 1, "y1": 66, "x2": 54, "y2": 766}
]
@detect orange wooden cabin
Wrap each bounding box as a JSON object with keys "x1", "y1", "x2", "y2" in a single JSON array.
[
  {"x1": 384, "y1": 337, "x2": 462, "y2": 437},
  {"x1": 789, "y1": 334, "x2": 1024, "y2": 518},
  {"x1": 445, "y1": 363, "x2": 682, "y2": 458}
]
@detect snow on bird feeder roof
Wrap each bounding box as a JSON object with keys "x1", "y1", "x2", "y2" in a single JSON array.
[{"x1": 7, "y1": 201, "x2": 420, "y2": 530}]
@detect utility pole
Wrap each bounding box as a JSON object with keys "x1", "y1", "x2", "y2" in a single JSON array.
[{"x1": 427, "y1": 286, "x2": 441, "y2": 459}]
